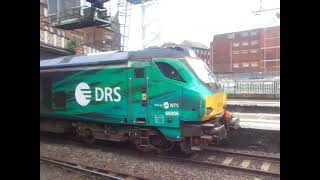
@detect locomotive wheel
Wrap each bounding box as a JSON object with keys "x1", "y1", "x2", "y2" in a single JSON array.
[
  {"x1": 150, "y1": 135, "x2": 176, "y2": 153},
  {"x1": 179, "y1": 139, "x2": 192, "y2": 155},
  {"x1": 132, "y1": 138, "x2": 152, "y2": 152},
  {"x1": 135, "y1": 145, "x2": 152, "y2": 152},
  {"x1": 218, "y1": 138, "x2": 230, "y2": 146},
  {"x1": 73, "y1": 127, "x2": 96, "y2": 144},
  {"x1": 82, "y1": 129, "x2": 96, "y2": 144},
  {"x1": 132, "y1": 133, "x2": 176, "y2": 153}
]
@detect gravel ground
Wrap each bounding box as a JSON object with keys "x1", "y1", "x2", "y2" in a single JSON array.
[
  {"x1": 212, "y1": 129, "x2": 280, "y2": 154},
  {"x1": 40, "y1": 138, "x2": 278, "y2": 180},
  {"x1": 40, "y1": 161, "x2": 103, "y2": 180}
]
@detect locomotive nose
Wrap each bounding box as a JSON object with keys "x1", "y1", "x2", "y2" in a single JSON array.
[{"x1": 204, "y1": 92, "x2": 227, "y2": 121}]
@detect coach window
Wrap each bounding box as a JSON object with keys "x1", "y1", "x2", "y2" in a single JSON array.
[
  {"x1": 53, "y1": 91, "x2": 66, "y2": 110},
  {"x1": 155, "y1": 62, "x2": 186, "y2": 82},
  {"x1": 41, "y1": 77, "x2": 52, "y2": 110},
  {"x1": 135, "y1": 68, "x2": 145, "y2": 78}
]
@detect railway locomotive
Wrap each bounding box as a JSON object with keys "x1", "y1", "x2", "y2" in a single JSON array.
[{"x1": 40, "y1": 47, "x2": 240, "y2": 153}]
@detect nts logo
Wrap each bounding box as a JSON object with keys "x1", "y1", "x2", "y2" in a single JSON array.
[
  {"x1": 163, "y1": 102, "x2": 169, "y2": 109},
  {"x1": 75, "y1": 82, "x2": 122, "y2": 106},
  {"x1": 75, "y1": 82, "x2": 92, "y2": 106}
]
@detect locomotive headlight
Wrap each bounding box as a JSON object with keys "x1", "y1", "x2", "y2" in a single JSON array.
[{"x1": 206, "y1": 107, "x2": 213, "y2": 115}]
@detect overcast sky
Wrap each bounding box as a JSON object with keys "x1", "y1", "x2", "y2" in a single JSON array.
[{"x1": 114, "y1": 0, "x2": 280, "y2": 50}]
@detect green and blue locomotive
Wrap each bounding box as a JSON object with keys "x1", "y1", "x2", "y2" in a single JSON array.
[{"x1": 40, "y1": 47, "x2": 240, "y2": 153}]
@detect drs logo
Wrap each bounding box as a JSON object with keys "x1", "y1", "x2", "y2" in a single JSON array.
[
  {"x1": 75, "y1": 82, "x2": 121, "y2": 106},
  {"x1": 75, "y1": 82, "x2": 91, "y2": 106}
]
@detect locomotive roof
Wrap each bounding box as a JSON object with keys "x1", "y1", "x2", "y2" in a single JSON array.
[{"x1": 40, "y1": 47, "x2": 194, "y2": 69}]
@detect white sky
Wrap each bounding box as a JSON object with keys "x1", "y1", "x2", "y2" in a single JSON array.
[{"x1": 118, "y1": 0, "x2": 280, "y2": 50}]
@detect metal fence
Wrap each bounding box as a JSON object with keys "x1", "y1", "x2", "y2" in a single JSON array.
[
  {"x1": 221, "y1": 80, "x2": 280, "y2": 95},
  {"x1": 216, "y1": 72, "x2": 280, "y2": 81}
]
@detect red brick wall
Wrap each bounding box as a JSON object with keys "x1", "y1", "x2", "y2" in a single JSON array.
[
  {"x1": 40, "y1": 2, "x2": 84, "y2": 53},
  {"x1": 40, "y1": 3, "x2": 48, "y2": 29},
  {"x1": 40, "y1": 1, "x2": 111, "y2": 54},
  {"x1": 79, "y1": 27, "x2": 113, "y2": 51},
  {"x1": 210, "y1": 26, "x2": 280, "y2": 74},
  {"x1": 211, "y1": 35, "x2": 232, "y2": 73},
  {"x1": 260, "y1": 26, "x2": 280, "y2": 72}
]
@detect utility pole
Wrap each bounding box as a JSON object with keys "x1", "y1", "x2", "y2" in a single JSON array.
[
  {"x1": 141, "y1": 0, "x2": 146, "y2": 49},
  {"x1": 252, "y1": 0, "x2": 279, "y2": 74},
  {"x1": 141, "y1": 0, "x2": 161, "y2": 49},
  {"x1": 263, "y1": 27, "x2": 266, "y2": 73},
  {"x1": 252, "y1": 0, "x2": 279, "y2": 16}
]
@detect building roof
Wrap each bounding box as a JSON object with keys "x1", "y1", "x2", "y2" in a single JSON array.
[
  {"x1": 180, "y1": 40, "x2": 209, "y2": 50},
  {"x1": 40, "y1": 43, "x2": 75, "y2": 56},
  {"x1": 213, "y1": 25, "x2": 280, "y2": 37},
  {"x1": 40, "y1": 47, "x2": 195, "y2": 69},
  {"x1": 161, "y1": 42, "x2": 180, "y2": 48}
]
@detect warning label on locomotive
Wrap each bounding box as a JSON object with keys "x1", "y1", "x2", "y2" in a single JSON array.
[{"x1": 154, "y1": 115, "x2": 165, "y2": 124}]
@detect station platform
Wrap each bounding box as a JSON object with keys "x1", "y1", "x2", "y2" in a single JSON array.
[
  {"x1": 233, "y1": 112, "x2": 280, "y2": 131},
  {"x1": 227, "y1": 99, "x2": 280, "y2": 114},
  {"x1": 227, "y1": 99, "x2": 280, "y2": 107}
]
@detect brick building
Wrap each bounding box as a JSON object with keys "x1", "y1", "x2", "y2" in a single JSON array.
[
  {"x1": 180, "y1": 40, "x2": 210, "y2": 67},
  {"x1": 40, "y1": 0, "x2": 121, "y2": 60},
  {"x1": 210, "y1": 26, "x2": 280, "y2": 74}
]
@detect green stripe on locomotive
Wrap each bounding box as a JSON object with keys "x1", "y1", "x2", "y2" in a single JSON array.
[{"x1": 40, "y1": 58, "x2": 215, "y2": 140}]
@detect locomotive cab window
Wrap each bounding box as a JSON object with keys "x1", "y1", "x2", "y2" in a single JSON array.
[
  {"x1": 134, "y1": 68, "x2": 145, "y2": 78},
  {"x1": 155, "y1": 62, "x2": 186, "y2": 82}
]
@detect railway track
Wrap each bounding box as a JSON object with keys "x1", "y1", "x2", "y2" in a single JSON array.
[
  {"x1": 156, "y1": 147, "x2": 280, "y2": 178},
  {"x1": 41, "y1": 133, "x2": 280, "y2": 178},
  {"x1": 40, "y1": 156, "x2": 150, "y2": 180},
  {"x1": 204, "y1": 146, "x2": 280, "y2": 161}
]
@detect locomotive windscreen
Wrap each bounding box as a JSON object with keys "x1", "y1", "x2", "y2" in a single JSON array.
[{"x1": 185, "y1": 58, "x2": 216, "y2": 84}]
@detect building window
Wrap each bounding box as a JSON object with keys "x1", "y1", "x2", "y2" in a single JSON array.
[
  {"x1": 251, "y1": 62, "x2": 258, "y2": 67},
  {"x1": 242, "y1": 41, "x2": 248, "y2": 46},
  {"x1": 251, "y1": 40, "x2": 258, "y2": 46},
  {"x1": 227, "y1": 33, "x2": 235, "y2": 39},
  {"x1": 251, "y1": 31, "x2": 257, "y2": 36},
  {"x1": 233, "y1": 51, "x2": 239, "y2": 55},
  {"x1": 242, "y1": 63, "x2": 250, "y2": 67},
  {"x1": 250, "y1": 49, "x2": 258, "y2": 53},
  {"x1": 241, "y1": 32, "x2": 248, "y2": 37},
  {"x1": 43, "y1": 8, "x2": 48, "y2": 17},
  {"x1": 233, "y1": 42, "x2": 240, "y2": 47},
  {"x1": 241, "y1": 50, "x2": 248, "y2": 54},
  {"x1": 233, "y1": 63, "x2": 240, "y2": 68},
  {"x1": 266, "y1": 61, "x2": 274, "y2": 67}
]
